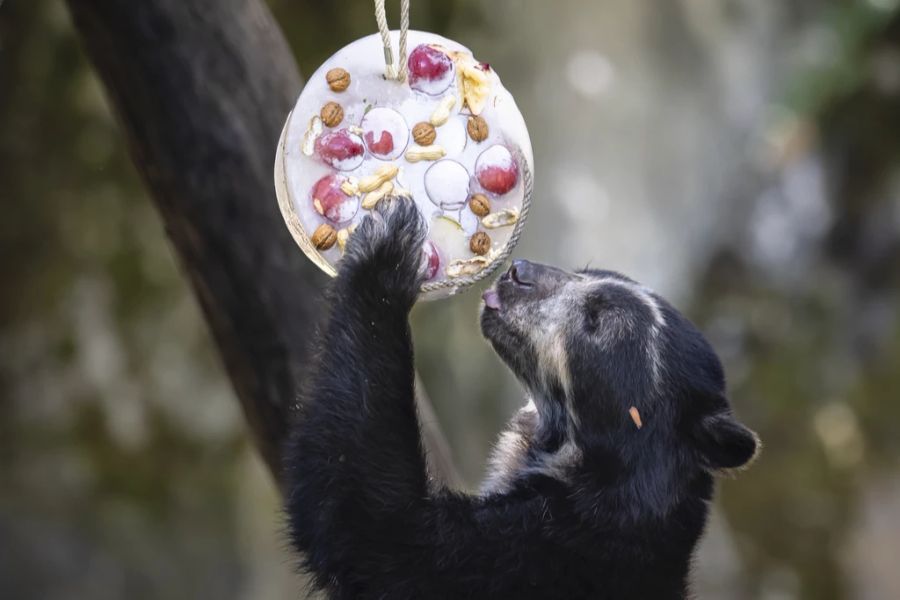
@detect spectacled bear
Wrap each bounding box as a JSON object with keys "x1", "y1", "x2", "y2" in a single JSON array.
[{"x1": 284, "y1": 198, "x2": 759, "y2": 599}]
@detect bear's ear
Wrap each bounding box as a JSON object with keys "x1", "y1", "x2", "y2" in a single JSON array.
[{"x1": 692, "y1": 411, "x2": 760, "y2": 471}]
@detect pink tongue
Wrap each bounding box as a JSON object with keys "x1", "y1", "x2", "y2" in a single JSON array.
[{"x1": 482, "y1": 290, "x2": 502, "y2": 310}]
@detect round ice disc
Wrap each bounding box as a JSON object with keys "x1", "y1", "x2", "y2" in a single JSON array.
[{"x1": 275, "y1": 30, "x2": 534, "y2": 301}]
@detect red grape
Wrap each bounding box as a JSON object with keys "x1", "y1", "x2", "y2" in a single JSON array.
[
  {"x1": 360, "y1": 107, "x2": 408, "y2": 159},
  {"x1": 311, "y1": 174, "x2": 359, "y2": 224},
  {"x1": 315, "y1": 129, "x2": 365, "y2": 171},
  {"x1": 421, "y1": 240, "x2": 440, "y2": 280},
  {"x1": 365, "y1": 131, "x2": 393, "y2": 156},
  {"x1": 475, "y1": 145, "x2": 519, "y2": 195},
  {"x1": 407, "y1": 44, "x2": 455, "y2": 95}
]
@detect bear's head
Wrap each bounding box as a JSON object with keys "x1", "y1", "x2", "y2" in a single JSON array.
[{"x1": 480, "y1": 260, "x2": 759, "y2": 489}]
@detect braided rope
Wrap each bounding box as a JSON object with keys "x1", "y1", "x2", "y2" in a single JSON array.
[
  {"x1": 374, "y1": 0, "x2": 410, "y2": 81},
  {"x1": 420, "y1": 146, "x2": 533, "y2": 295},
  {"x1": 373, "y1": 0, "x2": 396, "y2": 79},
  {"x1": 398, "y1": 0, "x2": 410, "y2": 81}
]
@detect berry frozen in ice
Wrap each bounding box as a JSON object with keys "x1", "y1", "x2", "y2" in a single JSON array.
[
  {"x1": 315, "y1": 129, "x2": 365, "y2": 171},
  {"x1": 421, "y1": 240, "x2": 441, "y2": 280},
  {"x1": 424, "y1": 159, "x2": 471, "y2": 210},
  {"x1": 367, "y1": 131, "x2": 393, "y2": 155},
  {"x1": 311, "y1": 174, "x2": 359, "y2": 225},
  {"x1": 407, "y1": 44, "x2": 455, "y2": 95},
  {"x1": 475, "y1": 145, "x2": 519, "y2": 195},
  {"x1": 360, "y1": 107, "x2": 409, "y2": 160}
]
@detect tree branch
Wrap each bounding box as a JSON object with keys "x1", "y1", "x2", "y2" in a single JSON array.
[{"x1": 65, "y1": 0, "x2": 459, "y2": 488}]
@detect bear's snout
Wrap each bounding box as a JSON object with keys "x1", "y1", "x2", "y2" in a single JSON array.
[{"x1": 500, "y1": 260, "x2": 576, "y2": 299}]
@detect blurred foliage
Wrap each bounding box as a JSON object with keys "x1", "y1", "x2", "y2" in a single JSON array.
[
  {"x1": 785, "y1": 1, "x2": 898, "y2": 117},
  {"x1": 692, "y1": 6, "x2": 900, "y2": 596},
  {"x1": 0, "y1": 1, "x2": 253, "y2": 598},
  {"x1": 2, "y1": 1, "x2": 899, "y2": 599}
]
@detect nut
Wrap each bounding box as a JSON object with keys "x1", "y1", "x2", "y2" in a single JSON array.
[
  {"x1": 469, "y1": 231, "x2": 491, "y2": 255},
  {"x1": 311, "y1": 223, "x2": 338, "y2": 250},
  {"x1": 361, "y1": 181, "x2": 394, "y2": 210},
  {"x1": 320, "y1": 101, "x2": 344, "y2": 127},
  {"x1": 467, "y1": 115, "x2": 489, "y2": 142},
  {"x1": 405, "y1": 144, "x2": 446, "y2": 163},
  {"x1": 357, "y1": 164, "x2": 399, "y2": 193},
  {"x1": 326, "y1": 68, "x2": 350, "y2": 92},
  {"x1": 336, "y1": 228, "x2": 351, "y2": 252},
  {"x1": 446, "y1": 256, "x2": 489, "y2": 278},
  {"x1": 468, "y1": 193, "x2": 491, "y2": 217},
  {"x1": 301, "y1": 115, "x2": 323, "y2": 156},
  {"x1": 429, "y1": 95, "x2": 457, "y2": 126},
  {"x1": 482, "y1": 208, "x2": 519, "y2": 229},
  {"x1": 412, "y1": 122, "x2": 437, "y2": 146},
  {"x1": 340, "y1": 176, "x2": 359, "y2": 196}
]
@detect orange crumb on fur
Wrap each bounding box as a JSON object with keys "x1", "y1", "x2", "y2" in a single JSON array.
[{"x1": 629, "y1": 406, "x2": 643, "y2": 429}]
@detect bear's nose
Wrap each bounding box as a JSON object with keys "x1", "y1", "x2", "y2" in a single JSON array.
[
  {"x1": 503, "y1": 260, "x2": 577, "y2": 291},
  {"x1": 508, "y1": 259, "x2": 537, "y2": 287}
]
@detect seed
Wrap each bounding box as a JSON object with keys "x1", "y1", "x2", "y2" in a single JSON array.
[
  {"x1": 482, "y1": 208, "x2": 519, "y2": 229},
  {"x1": 357, "y1": 164, "x2": 399, "y2": 193},
  {"x1": 405, "y1": 144, "x2": 446, "y2": 163},
  {"x1": 361, "y1": 181, "x2": 394, "y2": 210},
  {"x1": 468, "y1": 193, "x2": 491, "y2": 217},
  {"x1": 320, "y1": 101, "x2": 344, "y2": 127},
  {"x1": 337, "y1": 228, "x2": 351, "y2": 252},
  {"x1": 301, "y1": 116, "x2": 323, "y2": 156},
  {"x1": 429, "y1": 95, "x2": 457, "y2": 127},
  {"x1": 446, "y1": 256, "x2": 490, "y2": 278},
  {"x1": 469, "y1": 231, "x2": 492, "y2": 255},
  {"x1": 466, "y1": 115, "x2": 489, "y2": 142},
  {"x1": 412, "y1": 122, "x2": 437, "y2": 146},
  {"x1": 311, "y1": 223, "x2": 338, "y2": 250},
  {"x1": 326, "y1": 68, "x2": 350, "y2": 92},
  {"x1": 340, "y1": 176, "x2": 359, "y2": 196}
]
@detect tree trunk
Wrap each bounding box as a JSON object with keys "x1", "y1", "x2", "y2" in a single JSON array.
[{"x1": 65, "y1": 0, "x2": 459, "y2": 488}]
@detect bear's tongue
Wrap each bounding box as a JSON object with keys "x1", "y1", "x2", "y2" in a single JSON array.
[{"x1": 482, "y1": 289, "x2": 502, "y2": 310}]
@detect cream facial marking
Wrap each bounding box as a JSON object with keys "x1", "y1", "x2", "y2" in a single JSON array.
[
  {"x1": 481, "y1": 399, "x2": 583, "y2": 495},
  {"x1": 504, "y1": 287, "x2": 577, "y2": 400},
  {"x1": 481, "y1": 400, "x2": 538, "y2": 495}
]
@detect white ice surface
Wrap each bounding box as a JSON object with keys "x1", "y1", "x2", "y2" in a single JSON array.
[{"x1": 280, "y1": 31, "x2": 533, "y2": 298}]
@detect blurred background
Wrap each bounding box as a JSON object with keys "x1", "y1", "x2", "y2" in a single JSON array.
[{"x1": 2, "y1": 0, "x2": 899, "y2": 598}]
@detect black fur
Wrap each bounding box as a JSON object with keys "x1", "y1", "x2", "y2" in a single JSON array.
[{"x1": 284, "y1": 199, "x2": 758, "y2": 599}]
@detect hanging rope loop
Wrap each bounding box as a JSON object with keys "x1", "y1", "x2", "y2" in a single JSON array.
[{"x1": 374, "y1": 0, "x2": 410, "y2": 81}]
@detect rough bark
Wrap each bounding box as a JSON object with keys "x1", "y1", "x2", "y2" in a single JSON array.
[{"x1": 65, "y1": 0, "x2": 459, "y2": 487}]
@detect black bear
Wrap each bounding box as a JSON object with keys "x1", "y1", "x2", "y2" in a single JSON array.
[{"x1": 285, "y1": 199, "x2": 758, "y2": 599}]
